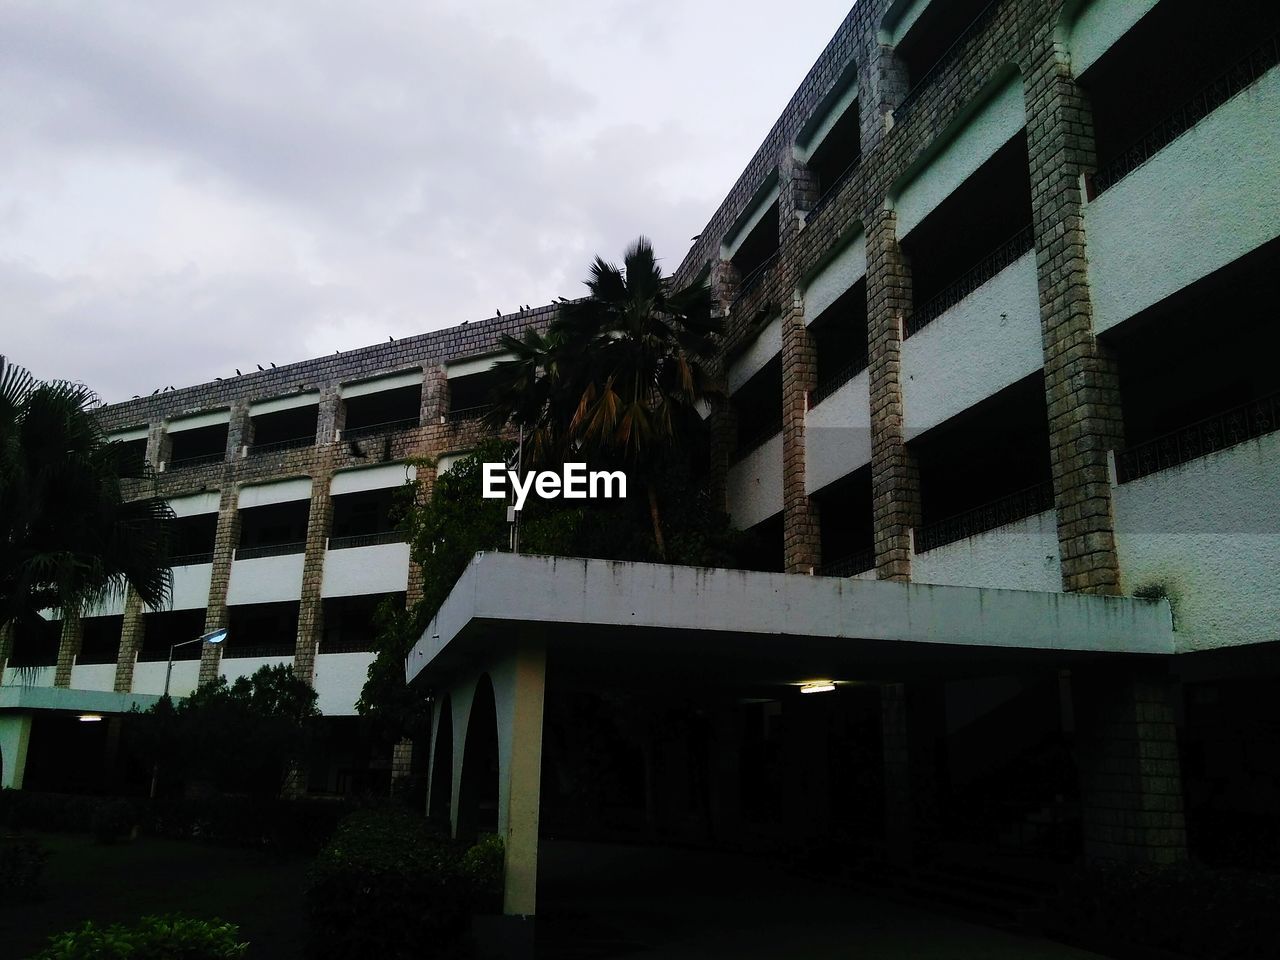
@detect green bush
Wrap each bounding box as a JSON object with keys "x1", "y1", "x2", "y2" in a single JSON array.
[
  {"x1": 0, "y1": 834, "x2": 48, "y2": 899},
  {"x1": 91, "y1": 798, "x2": 135, "y2": 845},
  {"x1": 306, "y1": 807, "x2": 502, "y2": 960},
  {"x1": 459, "y1": 833, "x2": 505, "y2": 913},
  {"x1": 32, "y1": 914, "x2": 247, "y2": 959}
]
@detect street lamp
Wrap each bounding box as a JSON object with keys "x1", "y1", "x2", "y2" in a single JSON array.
[{"x1": 150, "y1": 627, "x2": 228, "y2": 799}]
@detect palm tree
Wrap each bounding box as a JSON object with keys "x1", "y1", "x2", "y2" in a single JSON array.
[
  {"x1": 486, "y1": 238, "x2": 720, "y2": 558},
  {"x1": 0, "y1": 355, "x2": 173, "y2": 638}
]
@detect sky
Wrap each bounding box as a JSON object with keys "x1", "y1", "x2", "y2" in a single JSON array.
[{"x1": 0, "y1": 0, "x2": 853, "y2": 403}]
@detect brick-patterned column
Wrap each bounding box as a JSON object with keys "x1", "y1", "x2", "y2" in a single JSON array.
[
  {"x1": 113, "y1": 590, "x2": 145, "y2": 693},
  {"x1": 1077, "y1": 671, "x2": 1187, "y2": 864},
  {"x1": 54, "y1": 611, "x2": 82, "y2": 687},
  {"x1": 1025, "y1": 42, "x2": 1124, "y2": 595},
  {"x1": 781, "y1": 290, "x2": 821, "y2": 573},
  {"x1": 390, "y1": 739, "x2": 415, "y2": 793},
  {"x1": 405, "y1": 461, "x2": 436, "y2": 607},
  {"x1": 200, "y1": 485, "x2": 241, "y2": 686},
  {"x1": 294, "y1": 463, "x2": 334, "y2": 685},
  {"x1": 315, "y1": 384, "x2": 342, "y2": 446},
  {"x1": 865, "y1": 210, "x2": 919, "y2": 581},
  {"x1": 422, "y1": 364, "x2": 447, "y2": 425}
]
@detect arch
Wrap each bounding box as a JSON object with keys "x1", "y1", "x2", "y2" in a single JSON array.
[
  {"x1": 427, "y1": 694, "x2": 453, "y2": 825},
  {"x1": 456, "y1": 673, "x2": 499, "y2": 842}
]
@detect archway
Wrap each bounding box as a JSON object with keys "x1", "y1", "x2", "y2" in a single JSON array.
[
  {"x1": 428, "y1": 695, "x2": 453, "y2": 827},
  {"x1": 456, "y1": 674, "x2": 499, "y2": 842}
]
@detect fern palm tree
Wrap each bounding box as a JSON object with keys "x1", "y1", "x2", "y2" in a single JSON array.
[
  {"x1": 486, "y1": 238, "x2": 720, "y2": 558},
  {"x1": 0, "y1": 355, "x2": 173, "y2": 637}
]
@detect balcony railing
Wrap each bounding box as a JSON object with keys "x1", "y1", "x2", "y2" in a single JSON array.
[
  {"x1": 170, "y1": 551, "x2": 215, "y2": 567},
  {"x1": 730, "y1": 250, "x2": 781, "y2": 314},
  {"x1": 248, "y1": 435, "x2": 313, "y2": 455},
  {"x1": 74, "y1": 648, "x2": 121, "y2": 666},
  {"x1": 328, "y1": 530, "x2": 407, "y2": 550},
  {"x1": 907, "y1": 224, "x2": 1035, "y2": 337},
  {"x1": 235, "y1": 541, "x2": 306, "y2": 560},
  {"x1": 1092, "y1": 33, "x2": 1280, "y2": 196},
  {"x1": 343, "y1": 417, "x2": 419, "y2": 440},
  {"x1": 138, "y1": 645, "x2": 201, "y2": 663},
  {"x1": 893, "y1": 0, "x2": 999, "y2": 123},
  {"x1": 1115, "y1": 391, "x2": 1280, "y2": 484},
  {"x1": 165, "y1": 451, "x2": 224, "y2": 471},
  {"x1": 914, "y1": 479, "x2": 1055, "y2": 554},
  {"x1": 732, "y1": 414, "x2": 784, "y2": 463},
  {"x1": 318, "y1": 637, "x2": 376, "y2": 655},
  {"x1": 446, "y1": 404, "x2": 494, "y2": 424},
  {"x1": 810, "y1": 354, "x2": 869, "y2": 408},
  {"x1": 804, "y1": 155, "x2": 863, "y2": 223},
  {"x1": 221, "y1": 643, "x2": 295, "y2": 660},
  {"x1": 818, "y1": 547, "x2": 876, "y2": 578}
]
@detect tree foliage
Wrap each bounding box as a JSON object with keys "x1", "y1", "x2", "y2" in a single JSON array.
[{"x1": 0, "y1": 355, "x2": 173, "y2": 631}]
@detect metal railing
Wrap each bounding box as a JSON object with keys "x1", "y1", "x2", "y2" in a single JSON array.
[
  {"x1": 907, "y1": 224, "x2": 1035, "y2": 337},
  {"x1": 248, "y1": 435, "x2": 313, "y2": 455},
  {"x1": 170, "y1": 551, "x2": 214, "y2": 567},
  {"x1": 220, "y1": 644, "x2": 295, "y2": 660},
  {"x1": 810, "y1": 354, "x2": 869, "y2": 408},
  {"x1": 804, "y1": 154, "x2": 863, "y2": 223},
  {"x1": 166, "y1": 451, "x2": 225, "y2": 471},
  {"x1": 893, "y1": 0, "x2": 999, "y2": 123},
  {"x1": 730, "y1": 249, "x2": 781, "y2": 314},
  {"x1": 732, "y1": 415, "x2": 784, "y2": 463},
  {"x1": 234, "y1": 541, "x2": 306, "y2": 560},
  {"x1": 445, "y1": 404, "x2": 494, "y2": 424},
  {"x1": 318, "y1": 637, "x2": 376, "y2": 655},
  {"x1": 818, "y1": 548, "x2": 876, "y2": 578},
  {"x1": 328, "y1": 530, "x2": 407, "y2": 550},
  {"x1": 343, "y1": 417, "x2": 419, "y2": 440},
  {"x1": 138, "y1": 645, "x2": 202, "y2": 663},
  {"x1": 1116, "y1": 391, "x2": 1280, "y2": 484},
  {"x1": 74, "y1": 648, "x2": 121, "y2": 666},
  {"x1": 914, "y1": 479, "x2": 1055, "y2": 554},
  {"x1": 1092, "y1": 33, "x2": 1280, "y2": 196}
]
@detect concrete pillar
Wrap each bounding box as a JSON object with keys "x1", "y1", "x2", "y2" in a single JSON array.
[
  {"x1": 1077, "y1": 671, "x2": 1187, "y2": 864},
  {"x1": 113, "y1": 589, "x2": 145, "y2": 693},
  {"x1": 54, "y1": 610, "x2": 82, "y2": 688},
  {"x1": 200, "y1": 485, "x2": 240, "y2": 686},
  {"x1": 492, "y1": 639, "x2": 547, "y2": 917},
  {"x1": 864, "y1": 210, "x2": 919, "y2": 582},
  {"x1": 781, "y1": 289, "x2": 821, "y2": 573},
  {"x1": 880, "y1": 681, "x2": 943, "y2": 867},
  {"x1": 0, "y1": 713, "x2": 34, "y2": 789},
  {"x1": 1024, "y1": 43, "x2": 1124, "y2": 595}
]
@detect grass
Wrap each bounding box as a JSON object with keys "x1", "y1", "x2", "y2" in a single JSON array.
[{"x1": 0, "y1": 832, "x2": 311, "y2": 959}]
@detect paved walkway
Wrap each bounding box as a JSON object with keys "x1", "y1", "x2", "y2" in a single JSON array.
[{"x1": 536, "y1": 841, "x2": 1107, "y2": 959}]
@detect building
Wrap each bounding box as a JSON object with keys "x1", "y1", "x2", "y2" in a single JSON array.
[{"x1": 3, "y1": 0, "x2": 1279, "y2": 926}]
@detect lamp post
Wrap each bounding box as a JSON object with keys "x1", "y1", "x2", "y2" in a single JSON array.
[{"x1": 150, "y1": 627, "x2": 228, "y2": 799}]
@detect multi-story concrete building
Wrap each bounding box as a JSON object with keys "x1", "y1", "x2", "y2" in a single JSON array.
[{"x1": 3, "y1": 0, "x2": 1278, "y2": 914}]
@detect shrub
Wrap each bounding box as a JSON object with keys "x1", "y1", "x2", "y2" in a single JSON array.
[
  {"x1": 32, "y1": 914, "x2": 247, "y2": 959},
  {"x1": 306, "y1": 807, "x2": 493, "y2": 960},
  {"x1": 459, "y1": 833, "x2": 505, "y2": 912},
  {"x1": 0, "y1": 835, "x2": 48, "y2": 899},
  {"x1": 91, "y1": 798, "x2": 135, "y2": 844}
]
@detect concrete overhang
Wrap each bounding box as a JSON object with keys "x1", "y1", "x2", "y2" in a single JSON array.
[
  {"x1": 0, "y1": 685, "x2": 162, "y2": 715},
  {"x1": 407, "y1": 553, "x2": 1175, "y2": 690}
]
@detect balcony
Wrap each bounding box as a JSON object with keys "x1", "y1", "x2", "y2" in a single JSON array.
[
  {"x1": 908, "y1": 225, "x2": 1034, "y2": 337},
  {"x1": 328, "y1": 530, "x2": 406, "y2": 550},
  {"x1": 915, "y1": 480, "x2": 1054, "y2": 554},
  {"x1": 730, "y1": 250, "x2": 780, "y2": 315},
  {"x1": 732, "y1": 414, "x2": 783, "y2": 464},
  {"x1": 343, "y1": 416, "x2": 418, "y2": 440},
  {"x1": 818, "y1": 548, "x2": 876, "y2": 579},
  {"x1": 446, "y1": 403, "x2": 494, "y2": 425},
  {"x1": 170, "y1": 551, "x2": 215, "y2": 567},
  {"x1": 165, "y1": 451, "x2": 224, "y2": 471},
  {"x1": 893, "y1": 0, "x2": 998, "y2": 123},
  {"x1": 235, "y1": 541, "x2": 306, "y2": 560},
  {"x1": 810, "y1": 354, "x2": 868, "y2": 408},
  {"x1": 248, "y1": 435, "x2": 313, "y2": 456}
]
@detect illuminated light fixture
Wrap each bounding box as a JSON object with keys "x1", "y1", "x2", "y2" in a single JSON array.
[
  {"x1": 800, "y1": 682, "x2": 836, "y2": 695},
  {"x1": 78, "y1": 714, "x2": 104, "y2": 722}
]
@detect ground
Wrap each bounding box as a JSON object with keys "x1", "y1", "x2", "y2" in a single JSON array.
[{"x1": 0, "y1": 833, "x2": 310, "y2": 959}]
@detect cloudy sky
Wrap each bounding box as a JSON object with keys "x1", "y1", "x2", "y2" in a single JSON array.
[{"x1": 1, "y1": 0, "x2": 851, "y2": 402}]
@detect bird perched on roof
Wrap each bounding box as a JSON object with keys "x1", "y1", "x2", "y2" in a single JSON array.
[
  {"x1": 558, "y1": 296, "x2": 569, "y2": 303},
  {"x1": 132, "y1": 395, "x2": 141, "y2": 400},
  {"x1": 388, "y1": 335, "x2": 395, "y2": 342},
  {"x1": 151, "y1": 388, "x2": 159, "y2": 395},
  {"x1": 215, "y1": 377, "x2": 223, "y2": 382},
  {"x1": 256, "y1": 364, "x2": 264, "y2": 371},
  {"x1": 236, "y1": 368, "x2": 242, "y2": 375},
  {"x1": 270, "y1": 362, "x2": 276, "y2": 368}
]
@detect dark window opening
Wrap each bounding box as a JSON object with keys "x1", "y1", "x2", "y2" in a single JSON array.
[
  {"x1": 1108, "y1": 238, "x2": 1280, "y2": 482},
  {"x1": 225, "y1": 602, "x2": 298, "y2": 658},
  {"x1": 78, "y1": 616, "x2": 123, "y2": 665},
  {"x1": 448, "y1": 369, "x2": 503, "y2": 422},
  {"x1": 732, "y1": 355, "x2": 783, "y2": 460},
  {"x1": 113, "y1": 437, "x2": 149, "y2": 476},
  {"x1": 807, "y1": 99, "x2": 862, "y2": 206},
  {"x1": 344, "y1": 384, "x2": 421, "y2": 438},
  {"x1": 320, "y1": 593, "x2": 405, "y2": 654},
  {"x1": 1081, "y1": 0, "x2": 1280, "y2": 194},
  {"x1": 739, "y1": 512, "x2": 785, "y2": 573},
  {"x1": 814, "y1": 467, "x2": 875, "y2": 576},
  {"x1": 895, "y1": 0, "x2": 994, "y2": 93},
  {"x1": 250, "y1": 405, "x2": 317, "y2": 454},
  {"x1": 810, "y1": 280, "x2": 869, "y2": 406},
  {"x1": 237, "y1": 500, "x2": 310, "y2": 558},
  {"x1": 912, "y1": 373, "x2": 1054, "y2": 552},
  {"x1": 330, "y1": 488, "x2": 405, "y2": 548},
  {"x1": 903, "y1": 132, "x2": 1034, "y2": 336},
  {"x1": 167, "y1": 423, "x2": 228, "y2": 469},
  {"x1": 730, "y1": 200, "x2": 781, "y2": 292},
  {"x1": 171, "y1": 513, "x2": 218, "y2": 565},
  {"x1": 8, "y1": 617, "x2": 61, "y2": 668},
  {"x1": 139, "y1": 609, "x2": 208, "y2": 662}
]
